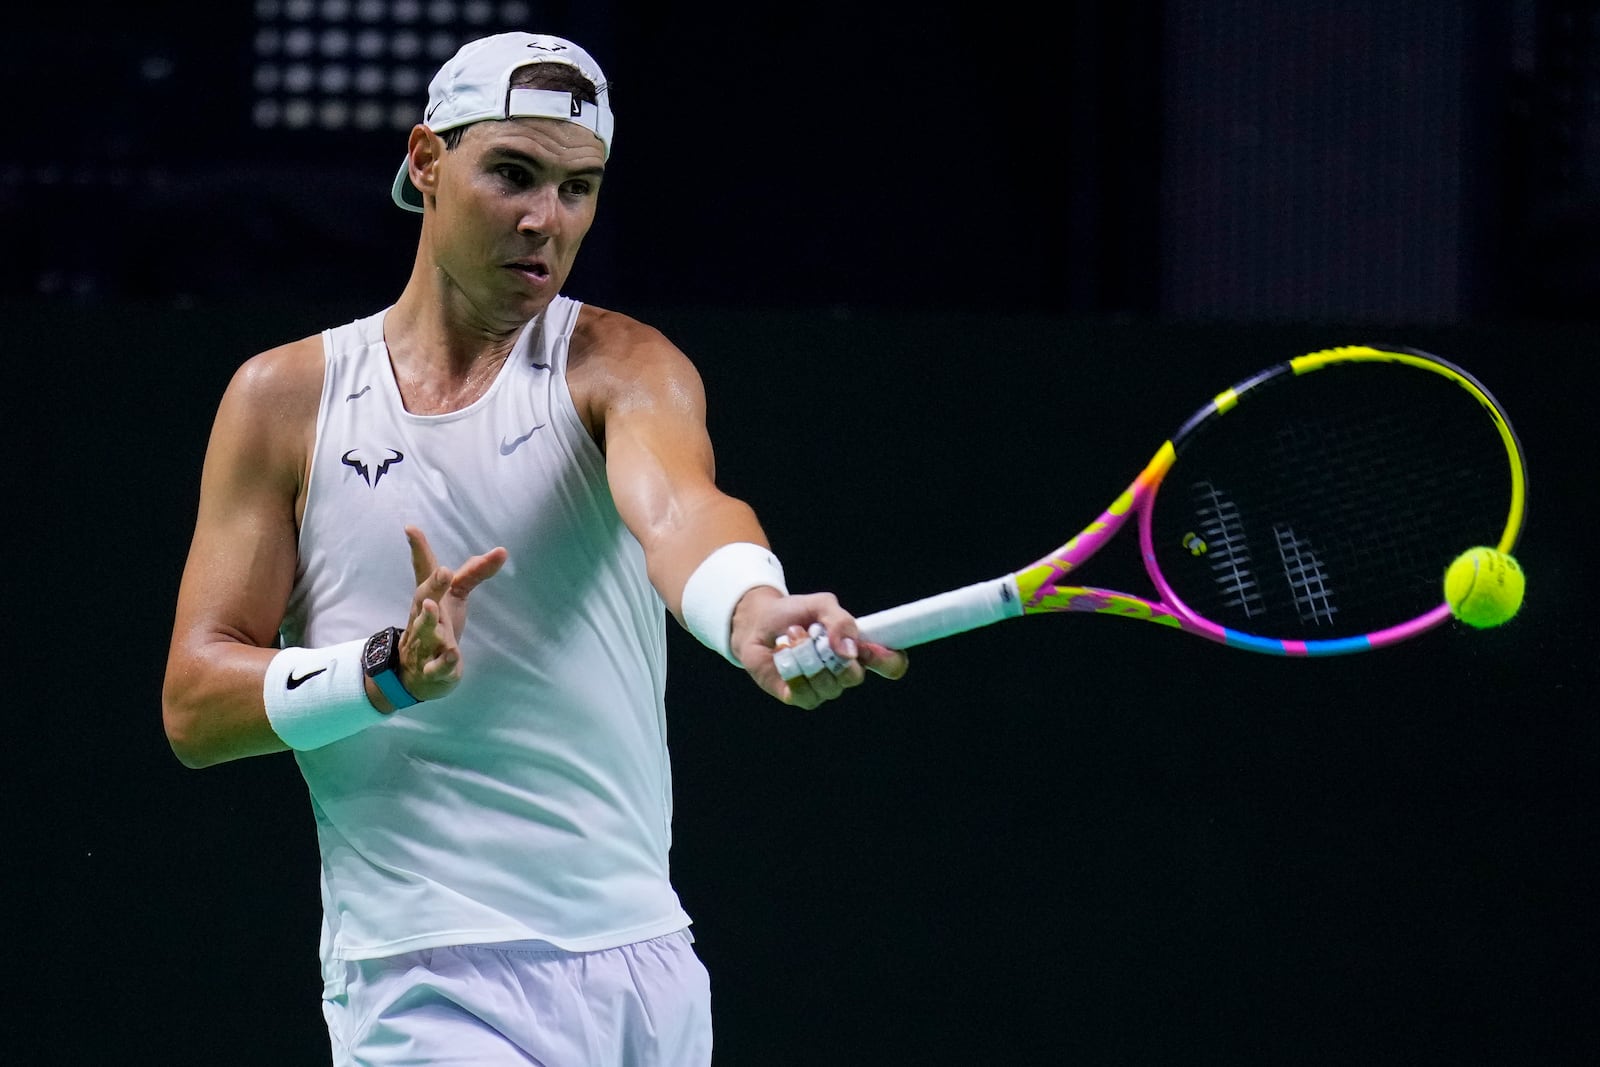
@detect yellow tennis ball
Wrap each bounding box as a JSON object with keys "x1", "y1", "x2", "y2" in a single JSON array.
[{"x1": 1444, "y1": 547, "x2": 1525, "y2": 629}]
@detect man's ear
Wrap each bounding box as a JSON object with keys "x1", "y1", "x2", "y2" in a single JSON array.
[{"x1": 406, "y1": 126, "x2": 447, "y2": 206}]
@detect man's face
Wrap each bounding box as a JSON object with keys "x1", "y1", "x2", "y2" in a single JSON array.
[{"x1": 423, "y1": 117, "x2": 606, "y2": 324}]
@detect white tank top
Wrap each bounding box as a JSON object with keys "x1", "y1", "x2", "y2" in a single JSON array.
[{"x1": 283, "y1": 297, "x2": 689, "y2": 964}]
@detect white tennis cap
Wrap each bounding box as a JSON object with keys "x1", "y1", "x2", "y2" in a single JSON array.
[{"x1": 391, "y1": 32, "x2": 614, "y2": 212}]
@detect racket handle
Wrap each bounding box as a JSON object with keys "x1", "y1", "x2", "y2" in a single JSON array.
[{"x1": 856, "y1": 576, "x2": 1023, "y2": 650}]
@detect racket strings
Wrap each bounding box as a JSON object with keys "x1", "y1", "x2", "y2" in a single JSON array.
[
  {"x1": 1273, "y1": 524, "x2": 1336, "y2": 625},
  {"x1": 1190, "y1": 481, "x2": 1265, "y2": 617}
]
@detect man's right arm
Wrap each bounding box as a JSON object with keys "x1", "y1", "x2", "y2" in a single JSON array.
[{"x1": 161, "y1": 338, "x2": 321, "y2": 768}]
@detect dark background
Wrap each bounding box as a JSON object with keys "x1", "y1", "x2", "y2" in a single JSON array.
[{"x1": 9, "y1": 1, "x2": 1597, "y2": 1064}]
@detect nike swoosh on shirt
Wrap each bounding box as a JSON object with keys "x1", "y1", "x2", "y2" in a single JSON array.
[
  {"x1": 287, "y1": 667, "x2": 327, "y2": 690},
  {"x1": 500, "y1": 424, "x2": 547, "y2": 455}
]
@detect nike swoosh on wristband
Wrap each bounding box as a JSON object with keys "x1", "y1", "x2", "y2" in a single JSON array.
[
  {"x1": 287, "y1": 667, "x2": 328, "y2": 690},
  {"x1": 500, "y1": 424, "x2": 546, "y2": 455}
]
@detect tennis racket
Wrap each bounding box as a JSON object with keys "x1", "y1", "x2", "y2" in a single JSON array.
[{"x1": 778, "y1": 344, "x2": 1527, "y2": 675}]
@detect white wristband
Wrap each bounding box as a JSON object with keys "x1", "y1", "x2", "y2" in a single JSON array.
[
  {"x1": 262, "y1": 638, "x2": 386, "y2": 751},
  {"x1": 681, "y1": 542, "x2": 788, "y2": 666}
]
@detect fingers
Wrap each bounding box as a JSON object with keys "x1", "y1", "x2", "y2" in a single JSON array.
[
  {"x1": 738, "y1": 592, "x2": 909, "y2": 709},
  {"x1": 411, "y1": 564, "x2": 454, "y2": 623},
  {"x1": 772, "y1": 623, "x2": 860, "y2": 709},
  {"x1": 412, "y1": 599, "x2": 455, "y2": 677},
  {"x1": 398, "y1": 595, "x2": 462, "y2": 700},
  {"x1": 774, "y1": 624, "x2": 853, "y2": 683},
  {"x1": 406, "y1": 526, "x2": 507, "y2": 593},
  {"x1": 403, "y1": 527, "x2": 508, "y2": 609},
  {"x1": 452, "y1": 546, "x2": 509, "y2": 596},
  {"x1": 397, "y1": 528, "x2": 507, "y2": 701},
  {"x1": 858, "y1": 640, "x2": 910, "y2": 681},
  {"x1": 417, "y1": 632, "x2": 461, "y2": 685},
  {"x1": 406, "y1": 525, "x2": 439, "y2": 586}
]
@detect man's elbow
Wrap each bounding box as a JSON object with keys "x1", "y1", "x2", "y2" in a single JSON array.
[
  {"x1": 162, "y1": 698, "x2": 219, "y2": 769},
  {"x1": 161, "y1": 671, "x2": 241, "y2": 769}
]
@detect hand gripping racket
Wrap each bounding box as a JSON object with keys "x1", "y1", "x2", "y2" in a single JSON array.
[{"x1": 778, "y1": 345, "x2": 1527, "y2": 676}]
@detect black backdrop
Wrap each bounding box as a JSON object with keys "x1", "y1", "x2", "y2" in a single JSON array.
[
  {"x1": 14, "y1": 302, "x2": 1595, "y2": 1065},
  {"x1": 9, "y1": 2, "x2": 1599, "y2": 1064}
]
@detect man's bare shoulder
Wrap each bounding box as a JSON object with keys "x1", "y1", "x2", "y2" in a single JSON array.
[
  {"x1": 567, "y1": 304, "x2": 706, "y2": 439},
  {"x1": 570, "y1": 304, "x2": 692, "y2": 373},
  {"x1": 216, "y1": 333, "x2": 326, "y2": 421},
  {"x1": 571, "y1": 304, "x2": 703, "y2": 397}
]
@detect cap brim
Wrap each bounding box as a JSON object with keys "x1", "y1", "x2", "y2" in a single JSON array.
[{"x1": 391, "y1": 158, "x2": 423, "y2": 213}]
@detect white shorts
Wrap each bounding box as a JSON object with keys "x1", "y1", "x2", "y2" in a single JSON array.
[{"x1": 321, "y1": 930, "x2": 712, "y2": 1066}]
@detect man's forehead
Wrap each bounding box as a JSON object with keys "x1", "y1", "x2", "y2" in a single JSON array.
[
  {"x1": 460, "y1": 116, "x2": 607, "y2": 153},
  {"x1": 454, "y1": 121, "x2": 608, "y2": 180}
]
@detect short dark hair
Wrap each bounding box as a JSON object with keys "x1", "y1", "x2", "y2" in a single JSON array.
[{"x1": 440, "y1": 62, "x2": 601, "y2": 149}]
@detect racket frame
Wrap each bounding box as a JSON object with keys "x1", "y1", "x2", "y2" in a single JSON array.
[{"x1": 855, "y1": 346, "x2": 1527, "y2": 657}]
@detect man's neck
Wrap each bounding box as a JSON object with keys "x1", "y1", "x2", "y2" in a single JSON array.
[{"x1": 382, "y1": 274, "x2": 539, "y2": 414}]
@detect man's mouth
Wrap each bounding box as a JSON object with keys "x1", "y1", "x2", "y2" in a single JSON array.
[{"x1": 507, "y1": 260, "x2": 549, "y2": 280}]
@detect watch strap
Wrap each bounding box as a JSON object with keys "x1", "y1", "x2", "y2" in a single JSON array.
[
  {"x1": 370, "y1": 666, "x2": 419, "y2": 710},
  {"x1": 365, "y1": 626, "x2": 420, "y2": 710}
]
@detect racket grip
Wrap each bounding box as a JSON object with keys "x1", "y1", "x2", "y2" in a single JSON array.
[{"x1": 856, "y1": 576, "x2": 1023, "y2": 650}]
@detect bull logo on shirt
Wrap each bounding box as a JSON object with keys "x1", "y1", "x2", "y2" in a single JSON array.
[{"x1": 341, "y1": 448, "x2": 405, "y2": 487}]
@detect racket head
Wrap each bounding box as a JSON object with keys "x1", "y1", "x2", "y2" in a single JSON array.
[
  {"x1": 1017, "y1": 346, "x2": 1527, "y2": 655},
  {"x1": 1148, "y1": 345, "x2": 1526, "y2": 653}
]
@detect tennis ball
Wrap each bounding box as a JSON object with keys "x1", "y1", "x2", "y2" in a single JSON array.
[{"x1": 1444, "y1": 547, "x2": 1525, "y2": 629}]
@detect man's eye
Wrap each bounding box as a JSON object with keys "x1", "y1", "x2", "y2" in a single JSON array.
[{"x1": 496, "y1": 166, "x2": 531, "y2": 185}]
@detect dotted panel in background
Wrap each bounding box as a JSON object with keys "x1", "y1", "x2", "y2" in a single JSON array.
[{"x1": 250, "y1": 0, "x2": 534, "y2": 131}]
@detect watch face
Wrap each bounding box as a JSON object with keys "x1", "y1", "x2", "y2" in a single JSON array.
[{"x1": 364, "y1": 628, "x2": 397, "y2": 672}]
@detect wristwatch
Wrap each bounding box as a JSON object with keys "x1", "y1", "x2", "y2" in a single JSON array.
[{"x1": 362, "y1": 626, "x2": 419, "y2": 710}]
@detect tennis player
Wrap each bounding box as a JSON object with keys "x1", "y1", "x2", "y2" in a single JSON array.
[{"x1": 161, "y1": 31, "x2": 907, "y2": 1065}]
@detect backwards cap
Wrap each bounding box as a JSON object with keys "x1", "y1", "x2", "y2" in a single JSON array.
[{"x1": 391, "y1": 32, "x2": 614, "y2": 212}]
